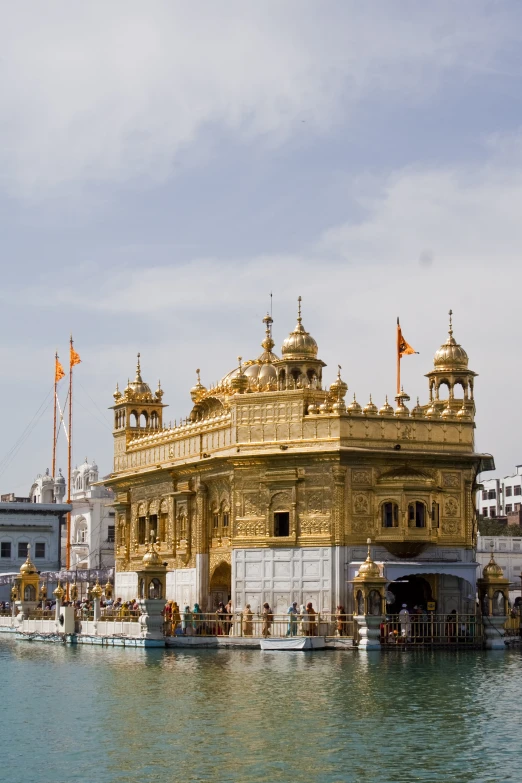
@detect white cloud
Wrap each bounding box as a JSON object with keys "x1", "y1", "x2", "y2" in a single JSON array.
[{"x1": 1, "y1": 1, "x2": 521, "y2": 196}]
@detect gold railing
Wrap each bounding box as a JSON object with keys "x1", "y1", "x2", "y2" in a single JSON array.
[
  {"x1": 504, "y1": 615, "x2": 521, "y2": 636},
  {"x1": 163, "y1": 612, "x2": 355, "y2": 638},
  {"x1": 382, "y1": 614, "x2": 481, "y2": 645}
]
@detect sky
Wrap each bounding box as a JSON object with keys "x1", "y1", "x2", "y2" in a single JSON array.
[{"x1": 1, "y1": 0, "x2": 522, "y2": 494}]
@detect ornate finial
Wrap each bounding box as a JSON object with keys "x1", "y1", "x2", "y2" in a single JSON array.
[
  {"x1": 369, "y1": 394, "x2": 373, "y2": 403},
  {"x1": 238, "y1": 356, "x2": 242, "y2": 372},
  {"x1": 337, "y1": 365, "x2": 342, "y2": 380},
  {"x1": 367, "y1": 537, "x2": 372, "y2": 556},
  {"x1": 448, "y1": 309, "x2": 453, "y2": 338},
  {"x1": 136, "y1": 353, "x2": 142, "y2": 382},
  {"x1": 261, "y1": 313, "x2": 275, "y2": 354},
  {"x1": 297, "y1": 295, "x2": 302, "y2": 324},
  {"x1": 196, "y1": 368, "x2": 201, "y2": 383}
]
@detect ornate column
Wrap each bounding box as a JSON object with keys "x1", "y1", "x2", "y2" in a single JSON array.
[
  {"x1": 195, "y1": 482, "x2": 209, "y2": 610},
  {"x1": 332, "y1": 465, "x2": 346, "y2": 545},
  {"x1": 351, "y1": 539, "x2": 387, "y2": 650},
  {"x1": 136, "y1": 539, "x2": 167, "y2": 642},
  {"x1": 477, "y1": 550, "x2": 509, "y2": 650}
]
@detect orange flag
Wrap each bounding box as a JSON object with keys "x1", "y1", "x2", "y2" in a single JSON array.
[
  {"x1": 397, "y1": 321, "x2": 417, "y2": 359},
  {"x1": 55, "y1": 355, "x2": 65, "y2": 382},
  {"x1": 70, "y1": 343, "x2": 81, "y2": 367}
]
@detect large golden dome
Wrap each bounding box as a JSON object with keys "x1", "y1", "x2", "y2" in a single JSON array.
[
  {"x1": 482, "y1": 554, "x2": 504, "y2": 579},
  {"x1": 433, "y1": 311, "x2": 469, "y2": 371},
  {"x1": 281, "y1": 297, "x2": 318, "y2": 358}
]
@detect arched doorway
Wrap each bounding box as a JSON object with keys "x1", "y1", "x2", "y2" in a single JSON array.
[
  {"x1": 386, "y1": 575, "x2": 433, "y2": 614},
  {"x1": 209, "y1": 561, "x2": 231, "y2": 609}
]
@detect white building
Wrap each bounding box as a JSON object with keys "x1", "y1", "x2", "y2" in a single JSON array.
[
  {"x1": 477, "y1": 533, "x2": 522, "y2": 604},
  {"x1": 0, "y1": 491, "x2": 70, "y2": 600},
  {"x1": 69, "y1": 459, "x2": 115, "y2": 571},
  {"x1": 476, "y1": 466, "x2": 522, "y2": 519}
]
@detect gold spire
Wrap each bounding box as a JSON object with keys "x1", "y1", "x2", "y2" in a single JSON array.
[
  {"x1": 281, "y1": 296, "x2": 318, "y2": 358},
  {"x1": 19, "y1": 544, "x2": 37, "y2": 575},
  {"x1": 136, "y1": 353, "x2": 142, "y2": 382},
  {"x1": 356, "y1": 538, "x2": 381, "y2": 578}
]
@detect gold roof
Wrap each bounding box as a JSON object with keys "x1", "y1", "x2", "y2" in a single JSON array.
[
  {"x1": 356, "y1": 540, "x2": 382, "y2": 578},
  {"x1": 124, "y1": 354, "x2": 153, "y2": 401},
  {"x1": 433, "y1": 311, "x2": 469, "y2": 371},
  {"x1": 281, "y1": 297, "x2": 318, "y2": 359},
  {"x1": 482, "y1": 553, "x2": 504, "y2": 579},
  {"x1": 19, "y1": 546, "x2": 37, "y2": 575}
]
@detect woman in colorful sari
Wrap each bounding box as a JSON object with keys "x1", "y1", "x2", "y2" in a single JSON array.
[
  {"x1": 286, "y1": 602, "x2": 299, "y2": 636},
  {"x1": 172, "y1": 602, "x2": 181, "y2": 634}
]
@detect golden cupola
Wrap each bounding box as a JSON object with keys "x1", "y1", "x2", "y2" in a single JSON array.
[
  {"x1": 425, "y1": 310, "x2": 477, "y2": 416},
  {"x1": 275, "y1": 297, "x2": 325, "y2": 390},
  {"x1": 124, "y1": 354, "x2": 154, "y2": 402},
  {"x1": 281, "y1": 296, "x2": 318, "y2": 359},
  {"x1": 111, "y1": 353, "x2": 165, "y2": 434}
]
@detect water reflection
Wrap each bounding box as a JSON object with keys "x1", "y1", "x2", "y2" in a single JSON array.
[{"x1": 1, "y1": 638, "x2": 521, "y2": 783}]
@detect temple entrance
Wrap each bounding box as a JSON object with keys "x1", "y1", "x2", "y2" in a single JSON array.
[
  {"x1": 386, "y1": 575, "x2": 433, "y2": 614},
  {"x1": 209, "y1": 561, "x2": 231, "y2": 609}
]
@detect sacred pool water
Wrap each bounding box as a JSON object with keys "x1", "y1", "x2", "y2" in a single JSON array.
[{"x1": 1, "y1": 638, "x2": 520, "y2": 783}]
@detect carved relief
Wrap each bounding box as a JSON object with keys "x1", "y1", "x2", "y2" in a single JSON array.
[
  {"x1": 352, "y1": 469, "x2": 372, "y2": 485},
  {"x1": 442, "y1": 472, "x2": 460, "y2": 489},
  {"x1": 442, "y1": 520, "x2": 460, "y2": 535},
  {"x1": 235, "y1": 519, "x2": 266, "y2": 537},
  {"x1": 444, "y1": 496, "x2": 460, "y2": 518},
  {"x1": 243, "y1": 495, "x2": 258, "y2": 516},
  {"x1": 351, "y1": 517, "x2": 374, "y2": 534},
  {"x1": 270, "y1": 490, "x2": 292, "y2": 509},
  {"x1": 299, "y1": 517, "x2": 330, "y2": 535},
  {"x1": 353, "y1": 493, "x2": 370, "y2": 515},
  {"x1": 210, "y1": 550, "x2": 231, "y2": 576},
  {"x1": 306, "y1": 490, "x2": 323, "y2": 515}
]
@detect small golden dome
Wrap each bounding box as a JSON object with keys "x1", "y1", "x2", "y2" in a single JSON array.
[
  {"x1": 425, "y1": 404, "x2": 440, "y2": 419},
  {"x1": 457, "y1": 405, "x2": 471, "y2": 420},
  {"x1": 124, "y1": 354, "x2": 153, "y2": 401},
  {"x1": 356, "y1": 540, "x2": 381, "y2": 578},
  {"x1": 433, "y1": 310, "x2": 469, "y2": 370},
  {"x1": 348, "y1": 393, "x2": 362, "y2": 414},
  {"x1": 281, "y1": 297, "x2": 318, "y2": 358},
  {"x1": 379, "y1": 396, "x2": 394, "y2": 416},
  {"x1": 483, "y1": 553, "x2": 504, "y2": 579},
  {"x1": 307, "y1": 401, "x2": 319, "y2": 415},
  {"x1": 91, "y1": 579, "x2": 103, "y2": 599},
  {"x1": 155, "y1": 380, "x2": 164, "y2": 402},
  {"x1": 332, "y1": 399, "x2": 346, "y2": 414},
  {"x1": 441, "y1": 405, "x2": 456, "y2": 419},
  {"x1": 363, "y1": 395, "x2": 378, "y2": 416},
  {"x1": 411, "y1": 397, "x2": 424, "y2": 418},
  {"x1": 229, "y1": 358, "x2": 249, "y2": 394},
  {"x1": 142, "y1": 539, "x2": 162, "y2": 568},
  {"x1": 329, "y1": 366, "x2": 348, "y2": 399},
  {"x1": 113, "y1": 382, "x2": 122, "y2": 402},
  {"x1": 319, "y1": 400, "x2": 331, "y2": 414},
  {"x1": 190, "y1": 369, "x2": 207, "y2": 402},
  {"x1": 20, "y1": 548, "x2": 37, "y2": 575},
  {"x1": 53, "y1": 581, "x2": 65, "y2": 600}
]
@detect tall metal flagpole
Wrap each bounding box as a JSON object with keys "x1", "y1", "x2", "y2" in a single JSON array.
[
  {"x1": 396, "y1": 318, "x2": 401, "y2": 396},
  {"x1": 66, "y1": 337, "x2": 74, "y2": 597},
  {"x1": 52, "y1": 352, "x2": 58, "y2": 479}
]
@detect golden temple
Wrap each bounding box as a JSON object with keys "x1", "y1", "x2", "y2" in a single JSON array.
[{"x1": 105, "y1": 302, "x2": 493, "y2": 615}]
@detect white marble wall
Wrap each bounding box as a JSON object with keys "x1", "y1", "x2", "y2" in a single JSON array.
[
  {"x1": 166, "y1": 568, "x2": 197, "y2": 608},
  {"x1": 233, "y1": 547, "x2": 343, "y2": 613},
  {"x1": 114, "y1": 571, "x2": 138, "y2": 601}
]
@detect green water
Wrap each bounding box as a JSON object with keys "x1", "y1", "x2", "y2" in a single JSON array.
[{"x1": 1, "y1": 638, "x2": 520, "y2": 783}]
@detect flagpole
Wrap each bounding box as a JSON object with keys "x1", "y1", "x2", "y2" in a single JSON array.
[
  {"x1": 396, "y1": 318, "x2": 401, "y2": 396},
  {"x1": 66, "y1": 336, "x2": 73, "y2": 598},
  {"x1": 52, "y1": 352, "x2": 58, "y2": 479}
]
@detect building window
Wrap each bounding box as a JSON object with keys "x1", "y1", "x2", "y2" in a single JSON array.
[
  {"x1": 213, "y1": 513, "x2": 219, "y2": 529},
  {"x1": 274, "y1": 512, "x2": 290, "y2": 537},
  {"x1": 488, "y1": 490, "x2": 496, "y2": 499},
  {"x1": 482, "y1": 490, "x2": 488, "y2": 500},
  {"x1": 77, "y1": 527, "x2": 87, "y2": 544},
  {"x1": 34, "y1": 542, "x2": 45, "y2": 558},
  {"x1": 505, "y1": 486, "x2": 512, "y2": 497},
  {"x1": 149, "y1": 514, "x2": 158, "y2": 541},
  {"x1": 1, "y1": 542, "x2": 11, "y2": 558},
  {"x1": 482, "y1": 508, "x2": 488, "y2": 517},
  {"x1": 408, "y1": 502, "x2": 426, "y2": 528},
  {"x1": 516, "y1": 504, "x2": 521, "y2": 512},
  {"x1": 223, "y1": 512, "x2": 229, "y2": 529},
  {"x1": 138, "y1": 517, "x2": 146, "y2": 544},
  {"x1": 505, "y1": 505, "x2": 513, "y2": 514},
  {"x1": 515, "y1": 486, "x2": 522, "y2": 496},
  {"x1": 490, "y1": 507, "x2": 496, "y2": 517},
  {"x1": 18, "y1": 542, "x2": 28, "y2": 559},
  {"x1": 431, "y1": 503, "x2": 440, "y2": 528},
  {"x1": 382, "y1": 502, "x2": 399, "y2": 528},
  {"x1": 107, "y1": 526, "x2": 115, "y2": 543}
]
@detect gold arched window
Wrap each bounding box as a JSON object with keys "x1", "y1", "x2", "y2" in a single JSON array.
[
  {"x1": 382, "y1": 502, "x2": 399, "y2": 528},
  {"x1": 408, "y1": 501, "x2": 426, "y2": 528}
]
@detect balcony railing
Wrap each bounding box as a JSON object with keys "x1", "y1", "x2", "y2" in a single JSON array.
[
  {"x1": 162, "y1": 612, "x2": 355, "y2": 639},
  {"x1": 382, "y1": 614, "x2": 481, "y2": 646}
]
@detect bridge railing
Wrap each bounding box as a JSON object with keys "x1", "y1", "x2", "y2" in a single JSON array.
[
  {"x1": 382, "y1": 614, "x2": 481, "y2": 645},
  {"x1": 162, "y1": 612, "x2": 356, "y2": 638}
]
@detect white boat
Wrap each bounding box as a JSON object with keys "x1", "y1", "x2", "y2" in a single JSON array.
[{"x1": 260, "y1": 636, "x2": 326, "y2": 651}]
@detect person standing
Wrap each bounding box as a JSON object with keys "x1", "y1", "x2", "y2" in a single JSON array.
[
  {"x1": 286, "y1": 602, "x2": 299, "y2": 636},
  {"x1": 399, "y1": 604, "x2": 410, "y2": 640},
  {"x1": 262, "y1": 602, "x2": 273, "y2": 637},
  {"x1": 301, "y1": 604, "x2": 310, "y2": 636},
  {"x1": 306, "y1": 602, "x2": 317, "y2": 636},
  {"x1": 242, "y1": 604, "x2": 253, "y2": 636}
]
